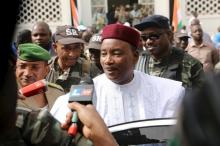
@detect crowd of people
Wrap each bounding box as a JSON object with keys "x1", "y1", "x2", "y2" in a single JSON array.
[
  {"x1": 94, "y1": 3, "x2": 151, "y2": 31},
  {"x1": 1, "y1": 1, "x2": 220, "y2": 146}
]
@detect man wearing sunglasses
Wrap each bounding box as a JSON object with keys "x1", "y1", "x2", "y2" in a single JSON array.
[{"x1": 134, "y1": 15, "x2": 204, "y2": 89}]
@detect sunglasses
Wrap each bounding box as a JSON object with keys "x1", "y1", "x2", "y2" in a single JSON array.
[{"x1": 141, "y1": 33, "x2": 163, "y2": 41}]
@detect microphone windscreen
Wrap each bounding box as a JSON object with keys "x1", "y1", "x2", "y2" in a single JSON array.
[{"x1": 19, "y1": 79, "x2": 48, "y2": 97}]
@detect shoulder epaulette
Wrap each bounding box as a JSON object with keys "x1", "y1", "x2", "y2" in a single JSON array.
[{"x1": 48, "y1": 82, "x2": 64, "y2": 91}]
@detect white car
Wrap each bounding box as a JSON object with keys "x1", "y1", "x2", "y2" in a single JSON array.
[{"x1": 109, "y1": 118, "x2": 176, "y2": 146}]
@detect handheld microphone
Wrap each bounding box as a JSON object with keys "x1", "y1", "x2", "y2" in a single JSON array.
[
  {"x1": 66, "y1": 77, "x2": 94, "y2": 145},
  {"x1": 68, "y1": 77, "x2": 94, "y2": 105},
  {"x1": 19, "y1": 79, "x2": 48, "y2": 97}
]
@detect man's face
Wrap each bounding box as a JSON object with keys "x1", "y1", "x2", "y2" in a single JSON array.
[
  {"x1": 32, "y1": 25, "x2": 51, "y2": 49},
  {"x1": 175, "y1": 37, "x2": 189, "y2": 50},
  {"x1": 141, "y1": 27, "x2": 172, "y2": 59},
  {"x1": 191, "y1": 25, "x2": 203, "y2": 42},
  {"x1": 89, "y1": 49, "x2": 100, "y2": 65},
  {"x1": 16, "y1": 59, "x2": 49, "y2": 87},
  {"x1": 54, "y1": 42, "x2": 82, "y2": 68},
  {"x1": 100, "y1": 39, "x2": 138, "y2": 85}
]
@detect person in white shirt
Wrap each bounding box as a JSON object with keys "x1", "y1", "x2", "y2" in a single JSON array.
[
  {"x1": 51, "y1": 24, "x2": 185, "y2": 126},
  {"x1": 130, "y1": 3, "x2": 141, "y2": 26}
]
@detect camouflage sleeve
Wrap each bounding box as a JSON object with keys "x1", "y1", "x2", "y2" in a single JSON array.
[
  {"x1": 16, "y1": 108, "x2": 93, "y2": 146},
  {"x1": 182, "y1": 53, "x2": 204, "y2": 89},
  {"x1": 190, "y1": 58, "x2": 205, "y2": 89},
  {"x1": 18, "y1": 109, "x2": 71, "y2": 146}
]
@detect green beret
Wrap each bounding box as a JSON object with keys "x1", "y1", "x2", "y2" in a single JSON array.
[{"x1": 18, "y1": 43, "x2": 51, "y2": 61}]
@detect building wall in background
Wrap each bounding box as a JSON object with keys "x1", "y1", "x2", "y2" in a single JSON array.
[
  {"x1": 15, "y1": 0, "x2": 71, "y2": 36},
  {"x1": 15, "y1": 0, "x2": 220, "y2": 38},
  {"x1": 154, "y1": 0, "x2": 170, "y2": 18},
  {"x1": 181, "y1": 0, "x2": 220, "y2": 36}
]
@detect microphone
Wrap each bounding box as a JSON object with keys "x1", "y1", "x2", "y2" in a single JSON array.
[
  {"x1": 65, "y1": 77, "x2": 94, "y2": 145},
  {"x1": 68, "y1": 77, "x2": 94, "y2": 105},
  {"x1": 19, "y1": 79, "x2": 48, "y2": 97},
  {"x1": 66, "y1": 77, "x2": 94, "y2": 145}
]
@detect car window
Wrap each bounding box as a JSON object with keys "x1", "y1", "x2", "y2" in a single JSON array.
[{"x1": 109, "y1": 118, "x2": 176, "y2": 146}]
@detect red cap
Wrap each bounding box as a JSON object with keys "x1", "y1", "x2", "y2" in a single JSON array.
[{"x1": 101, "y1": 24, "x2": 140, "y2": 48}]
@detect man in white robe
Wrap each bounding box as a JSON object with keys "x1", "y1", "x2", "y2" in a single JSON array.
[{"x1": 50, "y1": 24, "x2": 185, "y2": 126}]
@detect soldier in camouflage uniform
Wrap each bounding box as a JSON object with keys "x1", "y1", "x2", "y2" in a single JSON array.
[
  {"x1": 1, "y1": 67, "x2": 114, "y2": 146},
  {"x1": 134, "y1": 15, "x2": 204, "y2": 89},
  {"x1": 46, "y1": 25, "x2": 90, "y2": 92},
  {"x1": 16, "y1": 43, "x2": 64, "y2": 111},
  {"x1": 2, "y1": 53, "x2": 116, "y2": 146}
]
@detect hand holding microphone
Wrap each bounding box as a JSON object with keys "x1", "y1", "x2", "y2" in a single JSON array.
[
  {"x1": 65, "y1": 77, "x2": 94, "y2": 145},
  {"x1": 65, "y1": 102, "x2": 118, "y2": 146}
]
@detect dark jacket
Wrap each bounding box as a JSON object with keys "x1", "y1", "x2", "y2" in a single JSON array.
[{"x1": 135, "y1": 47, "x2": 204, "y2": 89}]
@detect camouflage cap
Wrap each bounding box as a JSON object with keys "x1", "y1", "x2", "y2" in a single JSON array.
[{"x1": 18, "y1": 43, "x2": 51, "y2": 61}]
